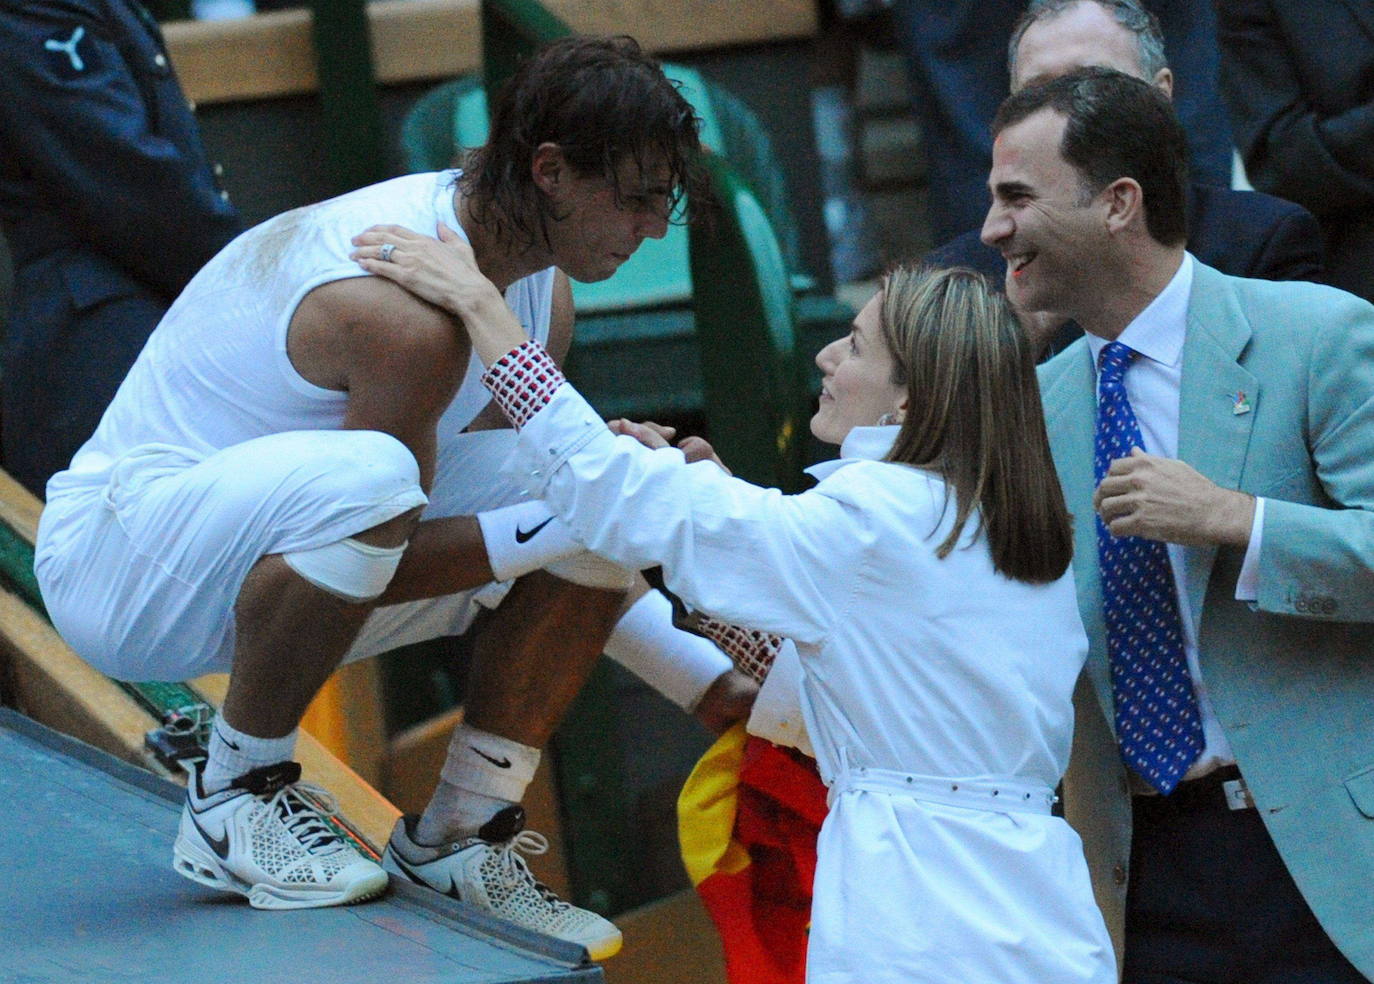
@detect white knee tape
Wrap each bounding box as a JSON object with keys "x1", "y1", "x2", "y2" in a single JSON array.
[
  {"x1": 282, "y1": 538, "x2": 407, "y2": 602},
  {"x1": 544, "y1": 550, "x2": 636, "y2": 591}
]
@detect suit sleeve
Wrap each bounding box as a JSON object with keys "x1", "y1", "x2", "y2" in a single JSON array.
[
  {"x1": 1256, "y1": 294, "x2": 1374, "y2": 621},
  {"x1": 512, "y1": 385, "x2": 866, "y2": 646},
  {"x1": 1248, "y1": 205, "x2": 1325, "y2": 284},
  {"x1": 0, "y1": 0, "x2": 241, "y2": 296},
  {"x1": 1218, "y1": 0, "x2": 1374, "y2": 217}
]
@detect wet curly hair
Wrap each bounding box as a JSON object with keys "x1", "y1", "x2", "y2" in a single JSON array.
[{"x1": 461, "y1": 35, "x2": 706, "y2": 250}]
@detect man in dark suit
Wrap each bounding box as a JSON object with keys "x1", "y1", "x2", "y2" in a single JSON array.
[
  {"x1": 0, "y1": 0, "x2": 242, "y2": 496},
  {"x1": 988, "y1": 66, "x2": 1374, "y2": 981},
  {"x1": 892, "y1": 0, "x2": 1234, "y2": 245},
  {"x1": 1219, "y1": 0, "x2": 1374, "y2": 305},
  {"x1": 925, "y1": 0, "x2": 1322, "y2": 354}
]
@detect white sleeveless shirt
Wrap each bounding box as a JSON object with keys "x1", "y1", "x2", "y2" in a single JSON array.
[{"x1": 49, "y1": 170, "x2": 555, "y2": 497}]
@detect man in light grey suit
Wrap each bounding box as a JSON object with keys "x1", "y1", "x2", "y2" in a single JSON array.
[{"x1": 982, "y1": 67, "x2": 1374, "y2": 982}]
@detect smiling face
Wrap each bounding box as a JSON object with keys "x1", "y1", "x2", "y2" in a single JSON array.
[
  {"x1": 539, "y1": 149, "x2": 674, "y2": 283},
  {"x1": 811, "y1": 291, "x2": 907, "y2": 446},
  {"x1": 980, "y1": 107, "x2": 1107, "y2": 323}
]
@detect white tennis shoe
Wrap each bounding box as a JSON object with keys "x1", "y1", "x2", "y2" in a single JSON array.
[
  {"x1": 173, "y1": 761, "x2": 388, "y2": 910},
  {"x1": 382, "y1": 806, "x2": 623, "y2": 960}
]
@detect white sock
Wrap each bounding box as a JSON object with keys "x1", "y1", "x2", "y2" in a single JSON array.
[
  {"x1": 603, "y1": 589, "x2": 733, "y2": 710},
  {"x1": 416, "y1": 723, "x2": 540, "y2": 843},
  {"x1": 477, "y1": 500, "x2": 583, "y2": 582},
  {"x1": 201, "y1": 717, "x2": 298, "y2": 794}
]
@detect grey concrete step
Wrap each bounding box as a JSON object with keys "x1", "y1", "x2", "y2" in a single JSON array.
[{"x1": 0, "y1": 708, "x2": 603, "y2": 984}]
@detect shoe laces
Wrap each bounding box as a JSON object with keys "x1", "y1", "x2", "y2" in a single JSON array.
[
  {"x1": 491, "y1": 830, "x2": 567, "y2": 908},
  {"x1": 256, "y1": 781, "x2": 346, "y2": 855}
]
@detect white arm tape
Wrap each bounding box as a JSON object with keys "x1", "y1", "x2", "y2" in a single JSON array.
[
  {"x1": 603, "y1": 589, "x2": 734, "y2": 710},
  {"x1": 477, "y1": 499, "x2": 583, "y2": 582}
]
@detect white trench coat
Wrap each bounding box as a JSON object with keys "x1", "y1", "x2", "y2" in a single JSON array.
[{"x1": 511, "y1": 384, "x2": 1115, "y2": 984}]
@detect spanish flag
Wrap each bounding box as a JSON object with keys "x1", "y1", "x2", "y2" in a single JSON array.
[{"x1": 678, "y1": 722, "x2": 828, "y2": 984}]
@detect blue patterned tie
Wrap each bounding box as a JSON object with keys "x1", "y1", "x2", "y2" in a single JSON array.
[{"x1": 1095, "y1": 341, "x2": 1203, "y2": 794}]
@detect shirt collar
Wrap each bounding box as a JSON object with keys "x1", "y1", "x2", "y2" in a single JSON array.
[
  {"x1": 804, "y1": 424, "x2": 899, "y2": 481},
  {"x1": 1086, "y1": 252, "x2": 1193, "y2": 372}
]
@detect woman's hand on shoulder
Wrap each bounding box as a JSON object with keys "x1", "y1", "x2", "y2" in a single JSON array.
[
  {"x1": 352, "y1": 222, "x2": 527, "y2": 365},
  {"x1": 351, "y1": 222, "x2": 497, "y2": 315}
]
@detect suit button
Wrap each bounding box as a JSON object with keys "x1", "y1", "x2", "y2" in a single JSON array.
[{"x1": 1113, "y1": 864, "x2": 1127, "y2": 886}]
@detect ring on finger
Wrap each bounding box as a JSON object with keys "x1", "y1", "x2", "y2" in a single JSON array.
[{"x1": 379, "y1": 242, "x2": 396, "y2": 262}]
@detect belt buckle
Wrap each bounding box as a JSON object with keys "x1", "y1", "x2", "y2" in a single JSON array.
[{"x1": 1222, "y1": 777, "x2": 1254, "y2": 811}]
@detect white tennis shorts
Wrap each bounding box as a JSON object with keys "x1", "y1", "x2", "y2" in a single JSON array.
[{"x1": 36, "y1": 428, "x2": 527, "y2": 682}]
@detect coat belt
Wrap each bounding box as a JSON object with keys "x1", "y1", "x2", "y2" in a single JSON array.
[{"x1": 828, "y1": 760, "x2": 1057, "y2": 816}]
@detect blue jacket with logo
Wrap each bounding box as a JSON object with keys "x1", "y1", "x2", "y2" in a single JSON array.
[{"x1": 0, "y1": 0, "x2": 241, "y2": 495}]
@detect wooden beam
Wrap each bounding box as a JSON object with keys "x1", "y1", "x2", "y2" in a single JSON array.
[
  {"x1": 164, "y1": 0, "x2": 816, "y2": 104},
  {"x1": 0, "y1": 469, "x2": 41, "y2": 545},
  {"x1": 0, "y1": 587, "x2": 169, "y2": 774}
]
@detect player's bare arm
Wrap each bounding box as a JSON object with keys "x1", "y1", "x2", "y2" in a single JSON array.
[
  {"x1": 289, "y1": 276, "x2": 470, "y2": 484},
  {"x1": 288, "y1": 276, "x2": 505, "y2": 601}
]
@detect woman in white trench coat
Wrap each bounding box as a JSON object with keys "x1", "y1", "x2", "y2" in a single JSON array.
[{"x1": 354, "y1": 225, "x2": 1116, "y2": 984}]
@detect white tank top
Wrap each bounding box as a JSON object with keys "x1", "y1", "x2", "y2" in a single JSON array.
[{"x1": 50, "y1": 171, "x2": 555, "y2": 496}]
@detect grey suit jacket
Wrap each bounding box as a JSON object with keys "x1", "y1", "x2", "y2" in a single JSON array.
[{"x1": 1038, "y1": 259, "x2": 1374, "y2": 976}]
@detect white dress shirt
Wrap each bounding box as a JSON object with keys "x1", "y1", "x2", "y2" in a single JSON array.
[{"x1": 1085, "y1": 253, "x2": 1264, "y2": 776}]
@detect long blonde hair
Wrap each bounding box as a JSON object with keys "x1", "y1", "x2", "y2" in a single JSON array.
[{"x1": 880, "y1": 265, "x2": 1072, "y2": 583}]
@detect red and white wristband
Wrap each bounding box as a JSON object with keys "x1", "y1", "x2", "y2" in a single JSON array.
[
  {"x1": 694, "y1": 615, "x2": 784, "y2": 685},
  {"x1": 481, "y1": 340, "x2": 566, "y2": 429}
]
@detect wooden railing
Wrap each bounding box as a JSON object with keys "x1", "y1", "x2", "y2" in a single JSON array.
[{"x1": 162, "y1": 0, "x2": 817, "y2": 105}]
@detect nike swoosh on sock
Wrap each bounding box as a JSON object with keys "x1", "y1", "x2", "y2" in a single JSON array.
[{"x1": 470, "y1": 745, "x2": 512, "y2": 769}]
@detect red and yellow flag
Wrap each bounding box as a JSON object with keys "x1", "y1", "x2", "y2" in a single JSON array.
[{"x1": 678, "y1": 723, "x2": 828, "y2": 984}]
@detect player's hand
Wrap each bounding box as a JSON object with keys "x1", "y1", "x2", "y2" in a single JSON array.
[
  {"x1": 607, "y1": 418, "x2": 675, "y2": 449},
  {"x1": 676, "y1": 436, "x2": 729, "y2": 473},
  {"x1": 692, "y1": 669, "x2": 759, "y2": 736},
  {"x1": 607, "y1": 421, "x2": 730, "y2": 472},
  {"x1": 1094, "y1": 448, "x2": 1254, "y2": 547}
]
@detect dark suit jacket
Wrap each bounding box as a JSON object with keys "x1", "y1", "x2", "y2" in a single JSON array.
[
  {"x1": 924, "y1": 183, "x2": 1324, "y2": 354},
  {"x1": 0, "y1": 0, "x2": 241, "y2": 495},
  {"x1": 1219, "y1": 0, "x2": 1374, "y2": 304}
]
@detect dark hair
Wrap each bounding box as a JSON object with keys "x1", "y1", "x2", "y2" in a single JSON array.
[
  {"x1": 880, "y1": 265, "x2": 1073, "y2": 584},
  {"x1": 992, "y1": 66, "x2": 1189, "y2": 246},
  {"x1": 460, "y1": 35, "x2": 704, "y2": 250},
  {"x1": 1008, "y1": 0, "x2": 1167, "y2": 81}
]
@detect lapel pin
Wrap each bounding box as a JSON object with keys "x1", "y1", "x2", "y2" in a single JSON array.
[{"x1": 1231, "y1": 391, "x2": 1252, "y2": 415}]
